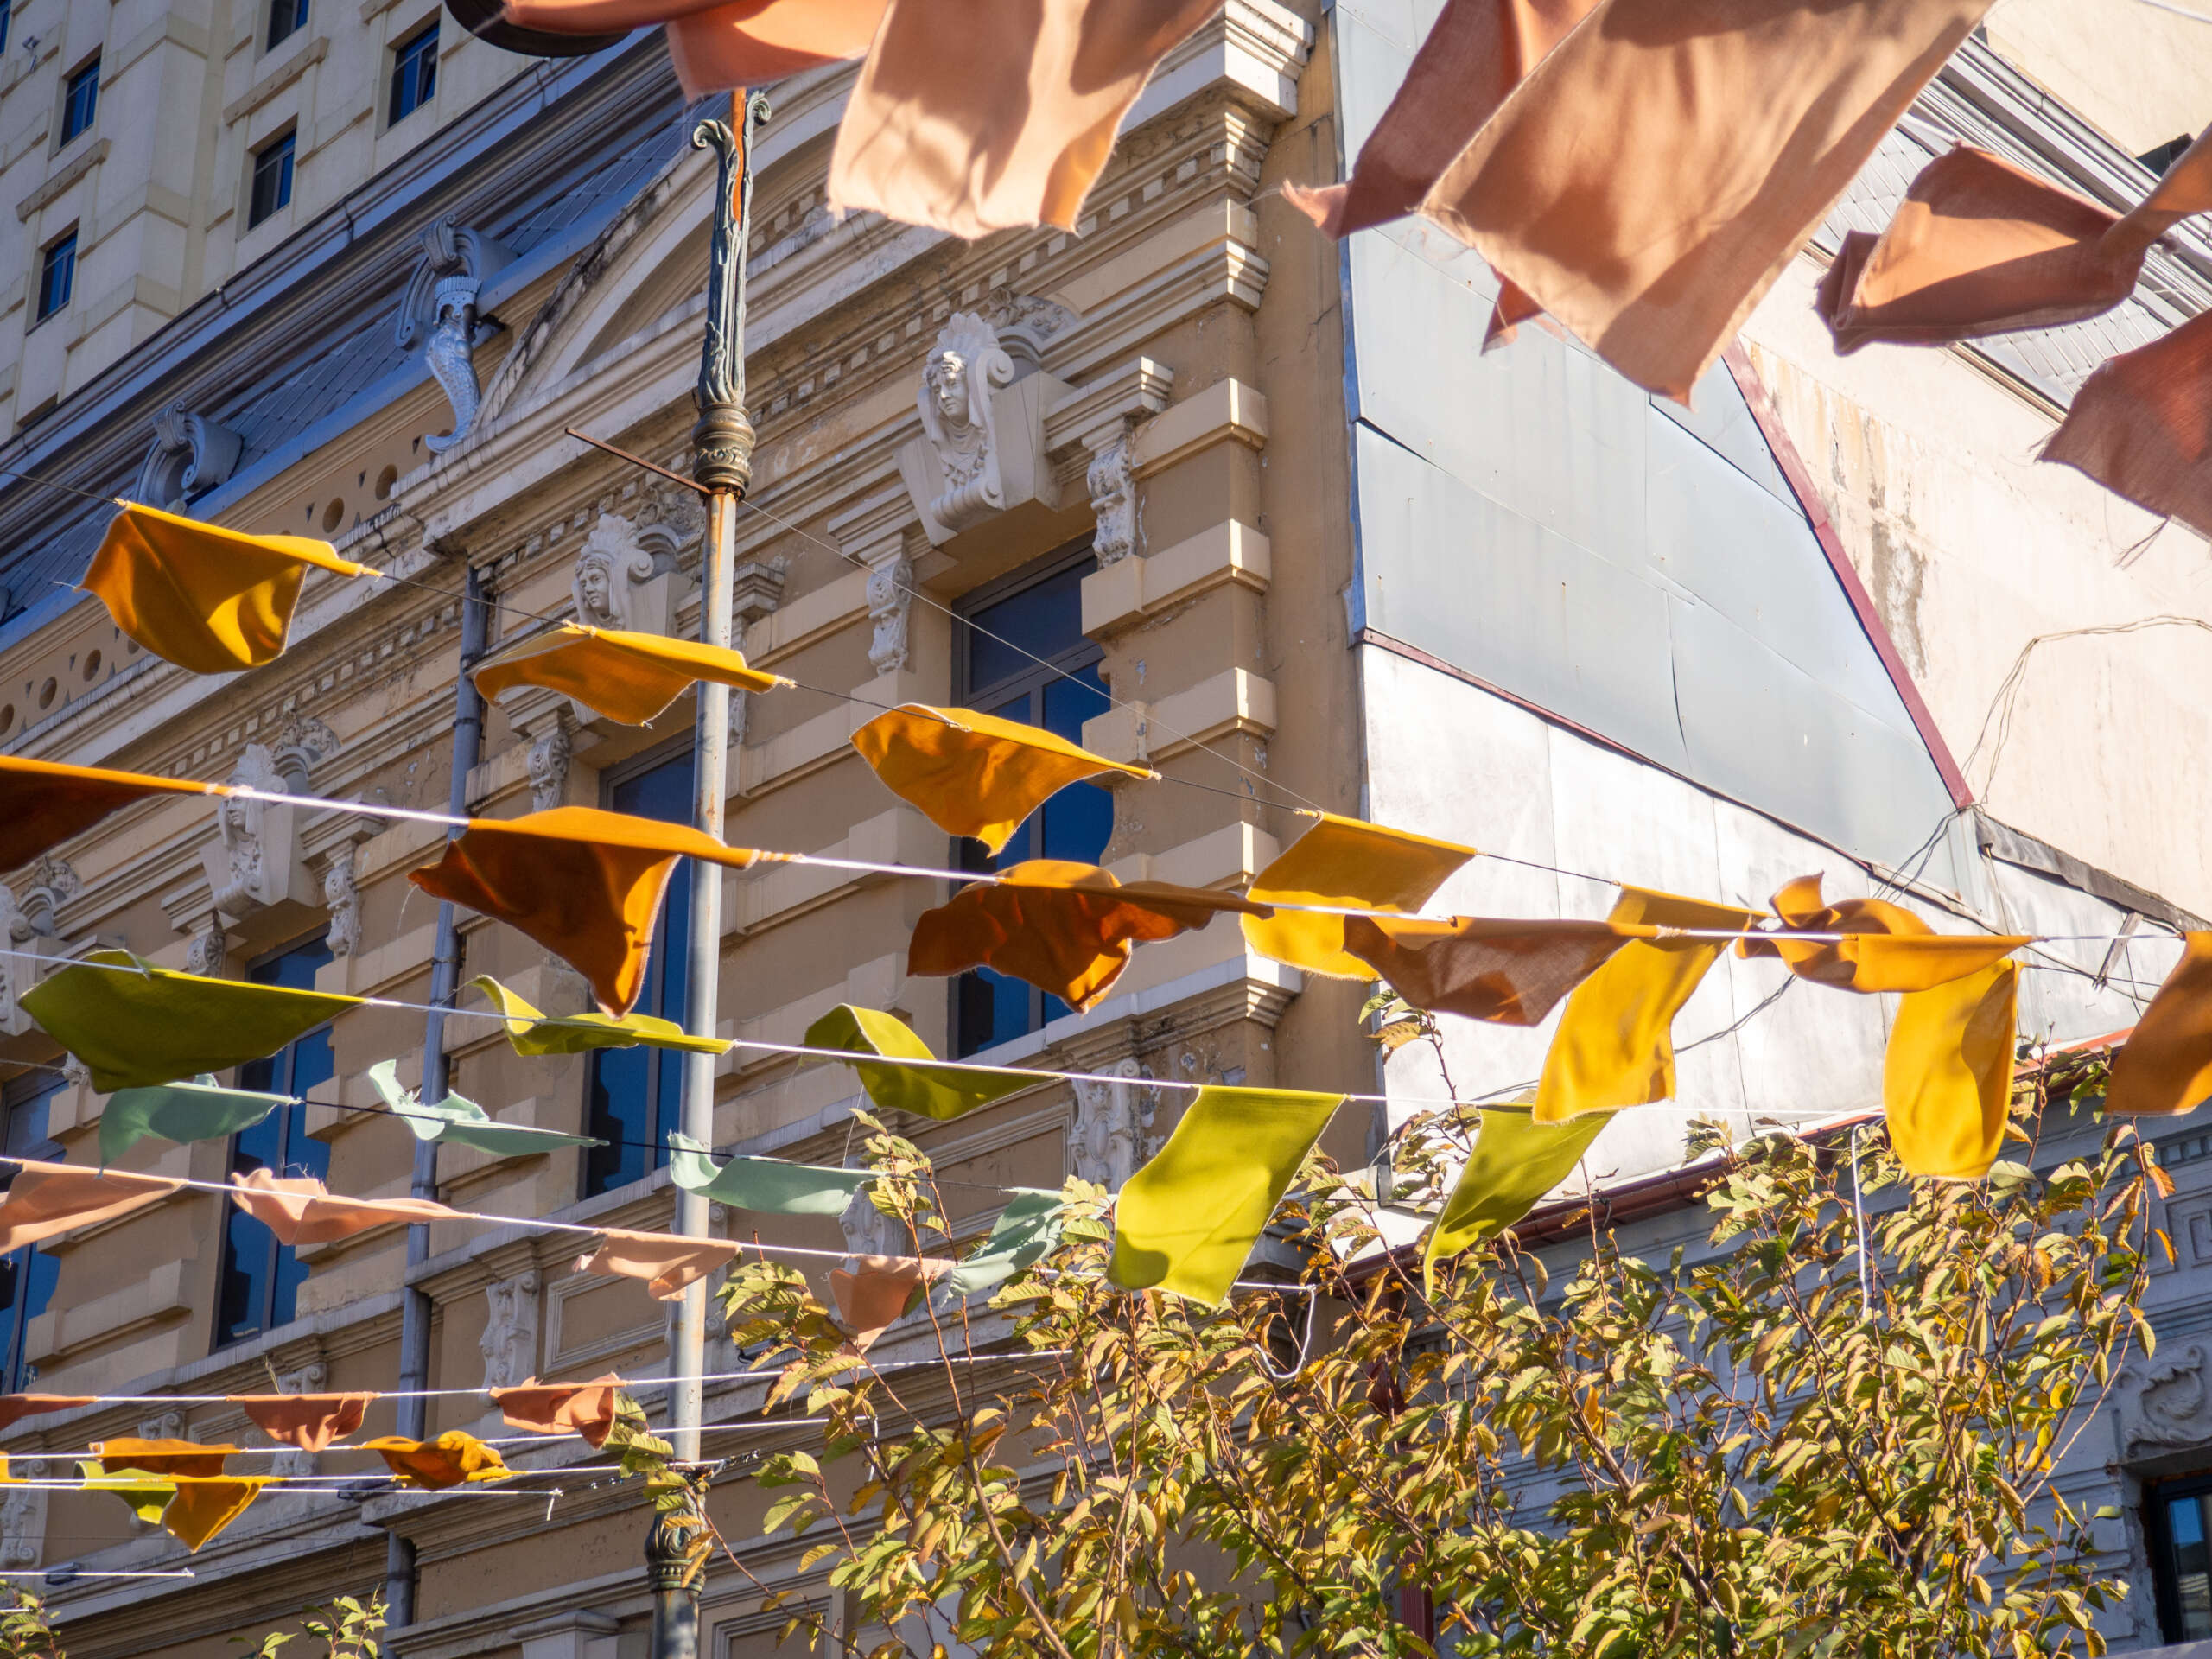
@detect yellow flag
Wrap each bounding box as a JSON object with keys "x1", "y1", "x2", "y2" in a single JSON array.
[
  {"x1": 852, "y1": 703, "x2": 1152, "y2": 854},
  {"x1": 1885, "y1": 959, "x2": 2017, "y2": 1179},
  {"x1": 472, "y1": 621, "x2": 786, "y2": 725},
  {"x1": 1242, "y1": 815, "x2": 1475, "y2": 980}
]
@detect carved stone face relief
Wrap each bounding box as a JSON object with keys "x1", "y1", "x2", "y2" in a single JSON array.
[
  {"x1": 2120, "y1": 1343, "x2": 2212, "y2": 1456},
  {"x1": 913, "y1": 312, "x2": 1015, "y2": 532},
  {"x1": 570, "y1": 513, "x2": 667, "y2": 635}
]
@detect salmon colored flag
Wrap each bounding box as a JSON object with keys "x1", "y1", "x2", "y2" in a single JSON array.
[
  {"x1": 909, "y1": 861, "x2": 1265, "y2": 1012},
  {"x1": 828, "y1": 0, "x2": 1220, "y2": 237},
  {"x1": 1885, "y1": 959, "x2": 2018, "y2": 1179},
  {"x1": 227, "y1": 1170, "x2": 460, "y2": 1247},
  {"x1": 1535, "y1": 888, "x2": 1762, "y2": 1122},
  {"x1": 492, "y1": 1375, "x2": 625, "y2": 1448},
  {"x1": 0, "y1": 754, "x2": 223, "y2": 876},
  {"x1": 472, "y1": 622, "x2": 787, "y2": 727},
  {"x1": 237, "y1": 1394, "x2": 372, "y2": 1453},
  {"x1": 851, "y1": 703, "x2": 1152, "y2": 855},
  {"x1": 82, "y1": 503, "x2": 377, "y2": 674},
  {"x1": 499, "y1": 0, "x2": 886, "y2": 99},
  {"x1": 1737, "y1": 874, "x2": 2026, "y2": 993},
  {"x1": 0, "y1": 1395, "x2": 92, "y2": 1432},
  {"x1": 1284, "y1": 0, "x2": 1596, "y2": 235},
  {"x1": 1343, "y1": 913, "x2": 1645, "y2": 1025},
  {"x1": 575, "y1": 1228, "x2": 742, "y2": 1300},
  {"x1": 410, "y1": 806, "x2": 761, "y2": 1015},
  {"x1": 1422, "y1": 0, "x2": 1993, "y2": 401},
  {"x1": 2106, "y1": 933, "x2": 2212, "y2": 1116},
  {"x1": 360, "y1": 1432, "x2": 510, "y2": 1490},
  {"x1": 0, "y1": 1160, "x2": 183, "y2": 1251},
  {"x1": 19, "y1": 950, "x2": 361, "y2": 1092},
  {"x1": 829, "y1": 1255, "x2": 953, "y2": 1351},
  {"x1": 1242, "y1": 814, "x2": 1475, "y2": 980},
  {"x1": 2042, "y1": 307, "x2": 2212, "y2": 540}
]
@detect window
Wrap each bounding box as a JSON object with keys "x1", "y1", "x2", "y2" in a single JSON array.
[
  {"x1": 35, "y1": 232, "x2": 74, "y2": 323},
  {"x1": 0, "y1": 3, "x2": 12, "y2": 56},
  {"x1": 951, "y1": 548, "x2": 1110, "y2": 1056},
  {"x1": 2150, "y1": 1473, "x2": 2212, "y2": 1638},
  {"x1": 59, "y1": 59, "x2": 98, "y2": 145},
  {"x1": 0, "y1": 1079, "x2": 60, "y2": 1393},
  {"x1": 266, "y1": 0, "x2": 308, "y2": 49},
  {"x1": 249, "y1": 130, "x2": 295, "y2": 227},
  {"x1": 387, "y1": 22, "x2": 437, "y2": 125},
  {"x1": 213, "y1": 936, "x2": 334, "y2": 1348},
  {"x1": 582, "y1": 749, "x2": 694, "y2": 1198}
]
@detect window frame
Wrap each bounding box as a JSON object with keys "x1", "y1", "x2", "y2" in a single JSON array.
[
  {"x1": 0, "y1": 3, "x2": 13, "y2": 58},
  {"x1": 247, "y1": 128, "x2": 296, "y2": 228},
  {"x1": 58, "y1": 57, "x2": 98, "y2": 146},
  {"x1": 580, "y1": 738, "x2": 696, "y2": 1200},
  {"x1": 386, "y1": 20, "x2": 438, "y2": 127},
  {"x1": 949, "y1": 539, "x2": 1107, "y2": 1055},
  {"x1": 211, "y1": 932, "x2": 334, "y2": 1352},
  {"x1": 2147, "y1": 1469, "x2": 2212, "y2": 1640},
  {"x1": 265, "y1": 0, "x2": 308, "y2": 50},
  {"x1": 35, "y1": 229, "x2": 76, "y2": 324}
]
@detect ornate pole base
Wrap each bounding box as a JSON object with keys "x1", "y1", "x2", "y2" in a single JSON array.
[
  {"x1": 646, "y1": 1512, "x2": 702, "y2": 1659},
  {"x1": 691, "y1": 401, "x2": 757, "y2": 495}
]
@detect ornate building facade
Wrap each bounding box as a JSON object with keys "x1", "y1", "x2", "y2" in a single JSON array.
[{"x1": 0, "y1": 0, "x2": 2205, "y2": 1650}]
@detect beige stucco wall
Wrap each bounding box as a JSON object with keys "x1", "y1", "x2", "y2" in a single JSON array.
[{"x1": 1984, "y1": 0, "x2": 2209, "y2": 156}]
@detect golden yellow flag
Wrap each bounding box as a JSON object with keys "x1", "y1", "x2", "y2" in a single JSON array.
[
  {"x1": 1242, "y1": 814, "x2": 1476, "y2": 980},
  {"x1": 472, "y1": 621, "x2": 786, "y2": 725},
  {"x1": 1884, "y1": 960, "x2": 2018, "y2": 1179}
]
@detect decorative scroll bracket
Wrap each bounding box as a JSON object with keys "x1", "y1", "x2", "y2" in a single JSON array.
[{"x1": 690, "y1": 91, "x2": 771, "y2": 493}]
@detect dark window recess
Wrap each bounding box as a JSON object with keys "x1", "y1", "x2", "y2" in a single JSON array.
[
  {"x1": 2140, "y1": 134, "x2": 2197, "y2": 176},
  {"x1": 0, "y1": 4, "x2": 12, "y2": 57},
  {"x1": 266, "y1": 0, "x2": 308, "y2": 49},
  {"x1": 582, "y1": 751, "x2": 694, "y2": 1197},
  {"x1": 952, "y1": 549, "x2": 1109, "y2": 1057},
  {"x1": 387, "y1": 22, "x2": 437, "y2": 124},
  {"x1": 2150, "y1": 1473, "x2": 2212, "y2": 1639},
  {"x1": 0, "y1": 1081, "x2": 60, "y2": 1393},
  {"x1": 35, "y1": 233, "x2": 74, "y2": 322},
  {"x1": 249, "y1": 130, "x2": 295, "y2": 226},
  {"x1": 59, "y1": 59, "x2": 98, "y2": 144},
  {"x1": 214, "y1": 936, "x2": 334, "y2": 1348}
]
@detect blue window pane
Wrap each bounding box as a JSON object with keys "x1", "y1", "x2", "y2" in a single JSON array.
[
  {"x1": 389, "y1": 23, "x2": 438, "y2": 124},
  {"x1": 60, "y1": 61, "x2": 97, "y2": 144},
  {"x1": 36, "y1": 236, "x2": 74, "y2": 321},
  {"x1": 965, "y1": 563, "x2": 1087, "y2": 695}
]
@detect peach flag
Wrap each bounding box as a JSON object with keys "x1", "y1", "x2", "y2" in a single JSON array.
[
  {"x1": 574, "y1": 1230, "x2": 741, "y2": 1300},
  {"x1": 238, "y1": 1394, "x2": 372, "y2": 1453},
  {"x1": 830, "y1": 1255, "x2": 953, "y2": 1351},
  {"x1": 227, "y1": 1170, "x2": 459, "y2": 1247},
  {"x1": 492, "y1": 1375, "x2": 625, "y2": 1449},
  {"x1": 2042, "y1": 308, "x2": 2212, "y2": 542},
  {"x1": 0, "y1": 1160, "x2": 183, "y2": 1251}
]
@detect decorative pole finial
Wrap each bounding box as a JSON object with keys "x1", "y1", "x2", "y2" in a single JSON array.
[{"x1": 690, "y1": 90, "x2": 771, "y2": 493}]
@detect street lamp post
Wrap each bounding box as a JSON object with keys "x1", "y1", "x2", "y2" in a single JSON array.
[{"x1": 650, "y1": 86, "x2": 768, "y2": 1659}]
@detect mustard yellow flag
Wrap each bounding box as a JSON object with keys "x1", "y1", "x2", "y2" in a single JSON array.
[
  {"x1": 1885, "y1": 959, "x2": 2018, "y2": 1179},
  {"x1": 82, "y1": 502, "x2": 375, "y2": 674},
  {"x1": 1109, "y1": 1085, "x2": 1342, "y2": 1306},
  {"x1": 472, "y1": 621, "x2": 787, "y2": 726},
  {"x1": 467, "y1": 975, "x2": 730, "y2": 1058},
  {"x1": 158, "y1": 1476, "x2": 267, "y2": 1551},
  {"x1": 803, "y1": 1004, "x2": 1029, "y2": 1120},
  {"x1": 1535, "y1": 888, "x2": 1761, "y2": 1122},
  {"x1": 1423, "y1": 1106, "x2": 1613, "y2": 1294},
  {"x1": 1242, "y1": 814, "x2": 1476, "y2": 979},
  {"x1": 361, "y1": 1431, "x2": 510, "y2": 1489},
  {"x1": 2104, "y1": 932, "x2": 2212, "y2": 1116},
  {"x1": 852, "y1": 703, "x2": 1152, "y2": 855},
  {"x1": 21, "y1": 950, "x2": 361, "y2": 1091},
  {"x1": 1738, "y1": 873, "x2": 2026, "y2": 992}
]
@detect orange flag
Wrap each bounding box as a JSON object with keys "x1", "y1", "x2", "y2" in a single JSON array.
[
  {"x1": 830, "y1": 1255, "x2": 953, "y2": 1351},
  {"x1": 492, "y1": 1375, "x2": 626, "y2": 1449},
  {"x1": 237, "y1": 1394, "x2": 372, "y2": 1453},
  {"x1": 851, "y1": 704, "x2": 1152, "y2": 855},
  {"x1": 472, "y1": 623, "x2": 787, "y2": 727},
  {"x1": 908, "y1": 861, "x2": 1265, "y2": 1012},
  {"x1": 82, "y1": 503, "x2": 377, "y2": 674},
  {"x1": 1737, "y1": 874, "x2": 2026, "y2": 993},
  {"x1": 1284, "y1": 0, "x2": 1596, "y2": 236},
  {"x1": 0, "y1": 754, "x2": 223, "y2": 876},
  {"x1": 409, "y1": 805, "x2": 761, "y2": 1015},
  {"x1": 2042, "y1": 308, "x2": 2212, "y2": 541},
  {"x1": 0, "y1": 1395, "x2": 92, "y2": 1432},
  {"x1": 1343, "y1": 913, "x2": 1645, "y2": 1025},
  {"x1": 1421, "y1": 0, "x2": 1993, "y2": 401},
  {"x1": 499, "y1": 0, "x2": 886, "y2": 99},
  {"x1": 227, "y1": 1171, "x2": 459, "y2": 1246},
  {"x1": 0, "y1": 1160, "x2": 183, "y2": 1251},
  {"x1": 360, "y1": 1432, "x2": 509, "y2": 1490},
  {"x1": 574, "y1": 1229, "x2": 741, "y2": 1300},
  {"x1": 827, "y1": 0, "x2": 1220, "y2": 237},
  {"x1": 2106, "y1": 933, "x2": 2212, "y2": 1116},
  {"x1": 160, "y1": 1478, "x2": 267, "y2": 1550},
  {"x1": 89, "y1": 1438, "x2": 238, "y2": 1478}
]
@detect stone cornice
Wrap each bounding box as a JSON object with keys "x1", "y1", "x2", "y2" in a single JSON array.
[
  {"x1": 15, "y1": 137, "x2": 107, "y2": 221},
  {"x1": 219, "y1": 34, "x2": 328, "y2": 126}
]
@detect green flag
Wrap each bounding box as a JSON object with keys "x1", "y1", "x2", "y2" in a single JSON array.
[
  {"x1": 1109, "y1": 1086, "x2": 1342, "y2": 1306},
  {"x1": 365, "y1": 1059, "x2": 603, "y2": 1158},
  {"x1": 803, "y1": 1004, "x2": 1029, "y2": 1121},
  {"x1": 1421, "y1": 1106, "x2": 1613, "y2": 1294},
  {"x1": 77, "y1": 1463, "x2": 175, "y2": 1526},
  {"x1": 665, "y1": 1131, "x2": 876, "y2": 1215},
  {"x1": 99, "y1": 1076, "x2": 288, "y2": 1167},
  {"x1": 22, "y1": 951, "x2": 361, "y2": 1091},
  {"x1": 467, "y1": 976, "x2": 729, "y2": 1058},
  {"x1": 947, "y1": 1189, "x2": 1066, "y2": 1295}
]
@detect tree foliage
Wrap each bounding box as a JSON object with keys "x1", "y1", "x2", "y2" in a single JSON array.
[{"x1": 718, "y1": 1095, "x2": 2162, "y2": 1657}]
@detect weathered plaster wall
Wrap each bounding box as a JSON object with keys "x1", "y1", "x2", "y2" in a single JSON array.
[{"x1": 1984, "y1": 0, "x2": 2210, "y2": 156}]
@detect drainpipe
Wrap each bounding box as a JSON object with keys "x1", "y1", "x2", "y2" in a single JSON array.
[{"x1": 383, "y1": 557, "x2": 488, "y2": 1632}]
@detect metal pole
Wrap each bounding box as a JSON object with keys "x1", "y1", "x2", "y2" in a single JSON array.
[
  {"x1": 653, "y1": 88, "x2": 766, "y2": 1659},
  {"x1": 385, "y1": 559, "x2": 488, "y2": 1630}
]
